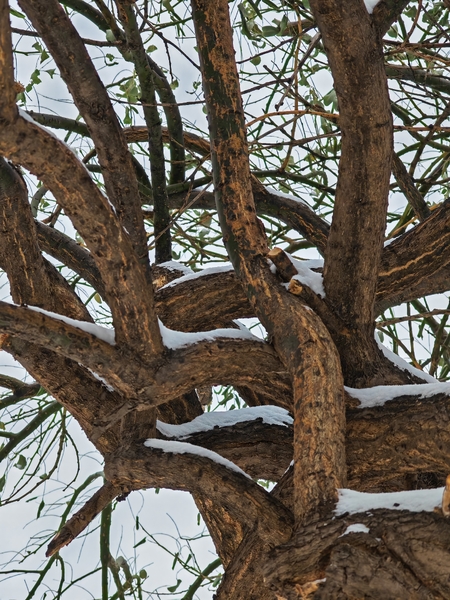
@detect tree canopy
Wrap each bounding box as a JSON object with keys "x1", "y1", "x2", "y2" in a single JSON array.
[{"x1": 1, "y1": 0, "x2": 450, "y2": 597}]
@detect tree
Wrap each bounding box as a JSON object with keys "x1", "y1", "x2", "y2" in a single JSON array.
[{"x1": 1, "y1": 0, "x2": 450, "y2": 597}]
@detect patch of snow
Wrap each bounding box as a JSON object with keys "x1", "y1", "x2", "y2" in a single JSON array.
[
  {"x1": 340, "y1": 523, "x2": 370, "y2": 536},
  {"x1": 157, "y1": 260, "x2": 193, "y2": 276},
  {"x1": 266, "y1": 186, "x2": 307, "y2": 206},
  {"x1": 336, "y1": 487, "x2": 443, "y2": 516},
  {"x1": 364, "y1": 0, "x2": 380, "y2": 14},
  {"x1": 290, "y1": 257, "x2": 325, "y2": 297},
  {"x1": 376, "y1": 334, "x2": 436, "y2": 383},
  {"x1": 144, "y1": 438, "x2": 250, "y2": 478},
  {"x1": 159, "y1": 319, "x2": 259, "y2": 349},
  {"x1": 87, "y1": 368, "x2": 116, "y2": 392},
  {"x1": 157, "y1": 406, "x2": 292, "y2": 439},
  {"x1": 347, "y1": 381, "x2": 450, "y2": 408},
  {"x1": 27, "y1": 305, "x2": 115, "y2": 345},
  {"x1": 160, "y1": 264, "x2": 234, "y2": 290}
]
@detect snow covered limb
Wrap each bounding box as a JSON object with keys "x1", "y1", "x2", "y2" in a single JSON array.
[{"x1": 104, "y1": 440, "x2": 294, "y2": 544}]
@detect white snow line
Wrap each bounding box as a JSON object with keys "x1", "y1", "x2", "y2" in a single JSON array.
[
  {"x1": 27, "y1": 305, "x2": 116, "y2": 345},
  {"x1": 157, "y1": 406, "x2": 292, "y2": 439},
  {"x1": 376, "y1": 334, "x2": 436, "y2": 383},
  {"x1": 144, "y1": 438, "x2": 251, "y2": 478},
  {"x1": 346, "y1": 381, "x2": 450, "y2": 408},
  {"x1": 160, "y1": 264, "x2": 234, "y2": 291},
  {"x1": 340, "y1": 523, "x2": 370, "y2": 536},
  {"x1": 336, "y1": 487, "x2": 443, "y2": 516},
  {"x1": 159, "y1": 319, "x2": 259, "y2": 350}
]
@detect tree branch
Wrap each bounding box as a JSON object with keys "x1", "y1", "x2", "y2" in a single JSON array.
[
  {"x1": 392, "y1": 152, "x2": 431, "y2": 221},
  {"x1": 18, "y1": 0, "x2": 149, "y2": 269},
  {"x1": 0, "y1": 112, "x2": 163, "y2": 357},
  {"x1": 373, "y1": 0, "x2": 411, "y2": 36},
  {"x1": 192, "y1": 0, "x2": 346, "y2": 524},
  {"x1": 312, "y1": 0, "x2": 392, "y2": 332},
  {"x1": 117, "y1": 2, "x2": 171, "y2": 263},
  {"x1": 0, "y1": 157, "x2": 90, "y2": 320},
  {"x1": 104, "y1": 442, "x2": 294, "y2": 545},
  {"x1": 46, "y1": 481, "x2": 121, "y2": 557}
]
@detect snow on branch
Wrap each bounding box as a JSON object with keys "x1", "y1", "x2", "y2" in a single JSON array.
[
  {"x1": 336, "y1": 487, "x2": 443, "y2": 516},
  {"x1": 144, "y1": 438, "x2": 251, "y2": 478},
  {"x1": 347, "y1": 381, "x2": 450, "y2": 409},
  {"x1": 156, "y1": 406, "x2": 293, "y2": 438}
]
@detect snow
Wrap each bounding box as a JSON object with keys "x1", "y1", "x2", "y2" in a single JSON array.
[
  {"x1": 266, "y1": 186, "x2": 307, "y2": 206},
  {"x1": 335, "y1": 487, "x2": 443, "y2": 516},
  {"x1": 340, "y1": 523, "x2": 370, "y2": 536},
  {"x1": 157, "y1": 406, "x2": 293, "y2": 439},
  {"x1": 364, "y1": 0, "x2": 381, "y2": 14},
  {"x1": 27, "y1": 305, "x2": 116, "y2": 345},
  {"x1": 290, "y1": 257, "x2": 325, "y2": 297},
  {"x1": 159, "y1": 319, "x2": 259, "y2": 349},
  {"x1": 87, "y1": 368, "x2": 116, "y2": 392},
  {"x1": 376, "y1": 334, "x2": 436, "y2": 383},
  {"x1": 160, "y1": 264, "x2": 234, "y2": 290},
  {"x1": 157, "y1": 260, "x2": 193, "y2": 276},
  {"x1": 144, "y1": 439, "x2": 250, "y2": 478},
  {"x1": 347, "y1": 381, "x2": 450, "y2": 408}
]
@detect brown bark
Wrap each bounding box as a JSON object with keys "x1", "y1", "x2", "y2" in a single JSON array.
[
  {"x1": 2, "y1": 0, "x2": 450, "y2": 598},
  {"x1": 191, "y1": 0, "x2": 346, "y2": 527},
  {"x1": 263, "y1": 510, "x2": 450, "y2": 599},
  {"x1": 18, "y1": 0, "x2": 150, "y2": 268},
  {"x1": 314, "y1": 0, "x2": 392, "y2": 333}
]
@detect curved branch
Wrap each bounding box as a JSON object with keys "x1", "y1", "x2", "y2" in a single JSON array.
[
  {"x1": 5, "y1": 338, "x2": 123, "y2": 454},
  {"x1": 158, "y1": 417, "x2": 293, "y2": 481},
  {"x1": 376, "y1": 198, "x2": 450, "y2": 313},
  {"x1": 373, "y1": 0, "x2": 410, "y2": 36},
  {"x1": 105, "y1": 442, "x2": 293, "y2": 545},
  {"x1": 0, "y1": 111, "x2": 162, "y2": 357},
  {"x1": 35, "y1": 221, "x2": 106, "y2": 299},
  {"x1": 0, "y1": 302, "x2": 292, "y2": 425},
  {"x1": 0, "y1": 157, "x2": 90, "y2": 320},
  {"x1": 192, "y1": 0, "x2": 346, "y2": 524},
  {"x1": 18, "y1": 0, "x2": 149, "y2": 266}
]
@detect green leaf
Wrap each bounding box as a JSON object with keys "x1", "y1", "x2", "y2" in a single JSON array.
[
  {"x1": 133, "y1": 537, "x2": 146, "y2": 548},
  {"x1": 170, "y1": 79, "x2": 179, "y2": 90},
  {"x1": 0, "y1": 422, "x2": 5, "y2": 431},
  {"x1": 10, "y1": 8, "x2": 25, "y2": 18},
  {"x1": 250, "y1": 55, "x2": 261, "y2": 66},
  {"x1": 261, "y1": 25, "x2": 280, "y2": 37},
  {"x1": 15, "y1": 454, "x2": 27, "y2": 470},
  {"x1": 37, "y1": 499, "x2": 45, "y2": 518},
  {"x1": 171, "y1": 552, "x2": 179, "y2": 570},
  {"x1": 0, "y1": 474, "x2": 5, "y2": 493},
  {"x1": 387, "y1": 25, "x2": 398, "y2": 38},
  {"x1": 30, "y1": 69, "x2": 41, "y2": 86},
  {"x1": 147, "y1": 45, "x2": 158, "y2": 53},
  {"x1": 139, "y1": 569, "x2": 147, "y2": 579},
  {"x1": 167, "y1": 579, "x2": 182, "y2": 593}
]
